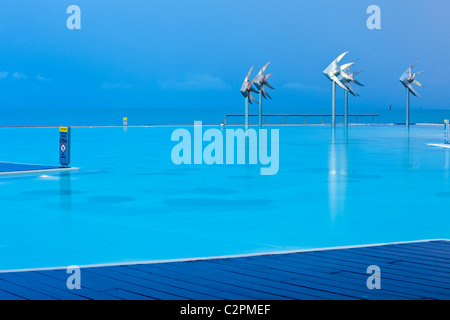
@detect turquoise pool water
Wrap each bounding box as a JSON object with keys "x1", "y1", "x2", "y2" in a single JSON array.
[{"x1": 1, "y1": 124, "x2": 449, "y2": 270}]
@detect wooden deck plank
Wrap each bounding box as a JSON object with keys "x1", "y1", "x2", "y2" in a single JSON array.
[
  {"x1": 401, "y1": 242, "x2": 450, "y2": 253},
  {"x1": 2, "y1": 272, "x2": 106, "y2": 300},
  {"x1": 0, "y1": 289, "x2": 25, "y2": 300},
  {"x1": 0, "y1": 278, "x2": 56, "y2": 300},
  {"x1": 127, "y1": 264, "x2": 305, "y2": 300},
  {"x1": 205, "y1": 259, "x2": 412, "y2": 300},
  {"x1": 309, "y1": 250, "x2": 450, "y2": 273},
  {"x1": 122, "y1": 265, "x2": 260, "y2": 300},
  {"x1": 366, "y1": 244, "x2": 450, "y2": 258},
  {"x1": 274, "y1": 252, "x2": 450, "y2": 286},
  {"x1": 228, "y1": 256, "x2": 433, "y2": 299},
  {"x1": 151, "y1": 263, "x2": 334, "y2": 300},
  {"x1": 139, "y1": 263, "x2": 334, "y2": 300},
  {"x1": 85, "y1": 268, "x2": 220, "y2": 300},
  {"x1": 149, "y1": 261, "x2": 356, "y2": 300},
  {"x1": 1, "y1": 240, "x2": 449, "y2": 300},
  {"x1": 334, "y1": 271, "x2": 449, "y2": 299},
  {"x1": 101, "y1": 289, "x2": 155, "y2": 300},
  {"x1": 356, "y1": 247, "x2": 450, "y2": 264},
  {"x1": 36, "y1": 269, "x2": 118, "y2": 292},
  {"x1": 0, "y1": 162, "x2": 58, "y2": 173},
  {"x1": 104, "y1": 265, "x2": 242, "y2": 299},
  {"x1": 113, "y1": 265, "x2": 261, "y2": 300},
  {"x1": 276, "y1": 250, "x2": 450, "y2": 281},
  {"x1": 305, "y1": 253, "x2": 450, "y2": 280},
  {"x1": 80, "y1": 269, "x2": 188, "y2": 300},
  {"x1": 207, "y1": 258, "x2": 423, "y2": 300},
  {"x1": 139, "y1": 263, "x2": 296, "y2": 300}
]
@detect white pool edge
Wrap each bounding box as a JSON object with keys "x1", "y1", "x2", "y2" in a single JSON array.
[
  {"x1": 0, "y1": 167, "x2": 79, "y2": 176},
  {"x1": 1, "y1": 238, "x2": 448, "y2": 274}
]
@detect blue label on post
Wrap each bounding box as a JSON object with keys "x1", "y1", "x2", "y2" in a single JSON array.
[{"x1": 59, "y1": 127, "x2": 71, "y2": 167}]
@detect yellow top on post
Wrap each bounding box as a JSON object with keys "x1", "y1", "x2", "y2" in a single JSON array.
[{"x1": 60, "y1": 127, "x2": 68, "y2": 132}]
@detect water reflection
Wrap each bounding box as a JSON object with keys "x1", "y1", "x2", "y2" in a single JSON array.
[
  {"x1": 405, "y1": 127, "x2": 412, "y2": 169},
  {"x1": 59, "y1": 172, "x2": 72, "y2": 228},
  {"x1": 445, "y1": 149, "x2": 449, "y2": 180},
  {"x1": 328, "y1": 127, "x2": 347, "y2": 221}
]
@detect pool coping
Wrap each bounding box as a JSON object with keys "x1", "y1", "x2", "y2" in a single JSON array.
[
  {"x1": 1, "y1": 238, "x2": 448, "y2": 274},
  {"x1": 0, "y1": 167, "x2": 79, "y2": 176},
  {"x1": 427, "y1": 143, "x2": 450, "y2": 149}
]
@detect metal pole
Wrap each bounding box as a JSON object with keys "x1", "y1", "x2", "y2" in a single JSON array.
[
  {"x1": 258, "y1": 91, "x2": 262, "y2": 128},
  {"x1": 332, "y1": 81, "x2": 336, "y2": 127},
  {"x1": 406, "y1": 88, "x2": 410, "y2": 127},
  {"x1": 445, "y1": 120, "x2": 449, "y2": 144},
  {"x1": 245, "y1": 97, "x2": 249, "y2": 130},
  {"x1": 344, "y1": 90, "x2": 349, "y2": 127}
]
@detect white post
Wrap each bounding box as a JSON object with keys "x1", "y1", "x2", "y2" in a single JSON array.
[
  {"x1": 259, "y1": 91, "x2": 263, "y2": 128},
  {"x1": 406, "y1": 88, "x2": 410, "y2": 127},
  {"x1": 245, "y1": 97, "x2": 249, "y2": 130},
  {"x1": 332, "y1": 81, "x2": 336, "y2": 127},
  {"x1": 344, "y1": 90, "x2": 348, "y2": 127}
]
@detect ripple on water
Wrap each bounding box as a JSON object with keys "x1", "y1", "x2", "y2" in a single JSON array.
[
  {"x1": 163, "y1": 198, "x2": 272, "y2": 208},
  {"x1": 348, "y1": 174, "x2": 383, "y2": 179},
  {"x1": 189, "y1": 187, "x2": 239, "y2": 195},
  {"x1": 87, "y1": 196, "x2": 135, "y2": 203},
  {"x1": 22, "y1": 189, "x2": 85, "y2": 196},
  {"x1": 135, "y1": 172, "x2": 187, "y2": 176},
  {"x1": 142, "y1": 188, "x2": 188, "y2": 195}
]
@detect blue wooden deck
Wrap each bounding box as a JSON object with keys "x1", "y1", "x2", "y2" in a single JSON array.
[
  {"x1": 0, "y1": 240, "x2": 449, "y2": 300},
  {"x1": 0, "y1": 162, "x2": 71, "y2": 174}
]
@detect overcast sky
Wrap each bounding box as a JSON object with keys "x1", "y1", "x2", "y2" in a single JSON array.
[{"x1": 0, "y1": 0, "x2": 449, "y2": 110}]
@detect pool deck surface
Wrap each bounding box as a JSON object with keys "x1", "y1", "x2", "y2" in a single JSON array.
[
  {"x1": 0, "y1": 162, "x2": 78, "y2": 175},
  {"x1": 0, "y1": 240, "x2": 449, "y2": 300}
]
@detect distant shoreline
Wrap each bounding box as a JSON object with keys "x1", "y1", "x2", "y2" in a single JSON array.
[{"x1": 0, "y1": 123, "x2": 445, "y2": 129}]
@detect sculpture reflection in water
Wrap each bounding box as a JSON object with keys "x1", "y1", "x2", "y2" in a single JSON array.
[
  {"x1": 60, "y1": 172, "x2": 73, "y2": 230},
  {"x1": 328, "y1": 128, "x2": 348, "y2": 221}
]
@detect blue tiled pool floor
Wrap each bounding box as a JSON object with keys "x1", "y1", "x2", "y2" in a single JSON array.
[{"x1": 1, "y1": 240, "x2": 449, "y2": 300}]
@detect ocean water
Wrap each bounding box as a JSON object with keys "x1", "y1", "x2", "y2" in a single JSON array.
[
  {"x1": 0, "y1": 124, "x2": 450, "y2": 270},
  {"x1": 0, "y1": 107, "x2": 449, "y2": 127}
]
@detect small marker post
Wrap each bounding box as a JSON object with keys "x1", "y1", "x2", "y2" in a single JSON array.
[
  {"x1": 123, "y1": 117, "x2": 128, "y2": 126},
  {"x1": 445, "y1": 120, "x2": 449, "y2": 144},
  {"x1": 59, "y1": 127, "x2": 71, "y2": 168}
]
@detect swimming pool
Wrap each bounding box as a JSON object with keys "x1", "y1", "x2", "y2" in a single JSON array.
[{"x1": 0, "y1": 124, "x2": 449, "y2": 271}]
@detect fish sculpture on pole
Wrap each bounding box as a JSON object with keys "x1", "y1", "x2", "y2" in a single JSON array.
[
  {"x1": 252, "y1": 62, "x2": 274, "y2": 128},
  {"x1": 240, "y1": 66, "x2": 259, "y2": 130},
  {"x1": 339, "y1": 62, "x2": 364, "y2": 127},
  {"x1": 399, "y1": 62, "x2": 424, "y2": 127},
  {"x1": 323, "y1": 52, "x2": 355, "y2": 127}
]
